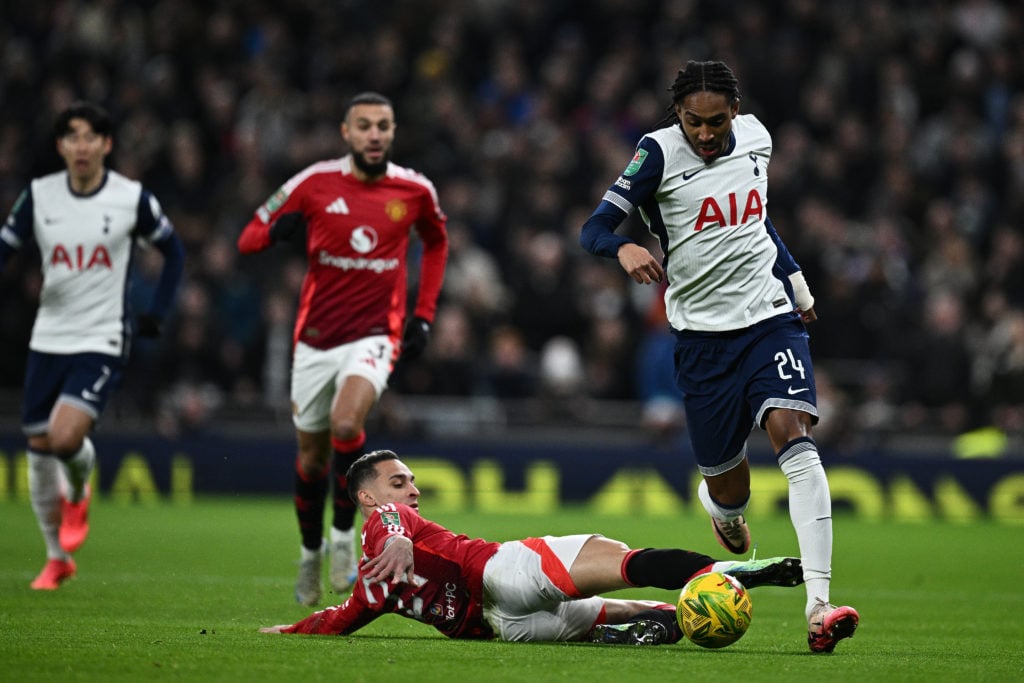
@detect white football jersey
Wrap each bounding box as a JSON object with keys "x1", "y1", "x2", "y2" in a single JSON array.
[
  {"x1": 597, "y1": 114, "x2": 793, "y2": 332},
  {"x1": 1, "y1": 170, "x2": 172, "y2": 355}
]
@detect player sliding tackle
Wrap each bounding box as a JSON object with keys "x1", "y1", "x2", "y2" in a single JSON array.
[{"x1": 261, "y1": 450, "x2": 803, "y2": 644}]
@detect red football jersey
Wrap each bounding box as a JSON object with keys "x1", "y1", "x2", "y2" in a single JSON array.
[
  {"x1": 238, "y1": 156, "x2": 448, "y2": 350},
  {"x1": 284, "y1": 503, "x2": 500, "y2": 639}
]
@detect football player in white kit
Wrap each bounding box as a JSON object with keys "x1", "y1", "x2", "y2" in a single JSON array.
[
  {"x1": 0, "y1": 101, "x2": 185, "y2": 590},
  {"x1": 580, "y1": 61, "x2": 859, "y2": 653}
]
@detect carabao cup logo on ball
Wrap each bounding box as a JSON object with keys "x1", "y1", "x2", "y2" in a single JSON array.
[
  {"x1": 676, "y1": 571, "x2": 753, "y2": 649},
  {"x1": 350, "y1": 226, "x2": 379, "y2": 254}
]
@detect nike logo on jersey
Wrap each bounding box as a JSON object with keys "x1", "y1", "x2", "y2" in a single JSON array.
[
  {"x1": 787, "y1": 386, "x2": 810, "y2": 395},
  {"x1": 326, "y1": 197, "x2": 350, "y2": 214},
  {"x1": 682, "y1": 167, "x2": 706, "y2": 180},
  {"x1": 81, "y1": 388, "x2": 102, "y2": 402}
]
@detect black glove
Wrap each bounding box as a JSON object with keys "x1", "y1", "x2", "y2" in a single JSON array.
[
  {"x1": 269, "y1": 212, "x2": 305, "y2": 244},
  {"x1": 400, "y1": 316, "x2": 431, "y2": 360},
  {"x1": 137, "y1": 313, "x2": 163, "y2": 338}
]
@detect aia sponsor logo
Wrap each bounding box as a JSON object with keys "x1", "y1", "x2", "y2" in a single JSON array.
[
  {"x1": 694, "y1": 189, "x2": 764, "y2": 232},
  {"x1": 50, "y1": 244, "x2": 112, "y2": 270}
]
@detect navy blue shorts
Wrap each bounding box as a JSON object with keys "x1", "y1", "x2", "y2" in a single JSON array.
[
  {"x1": 673, "y1": 314, "x2": 818, "y2": 475},
  {"x1": 21, "y1": 350, "x2": 124, "y2": 435}
]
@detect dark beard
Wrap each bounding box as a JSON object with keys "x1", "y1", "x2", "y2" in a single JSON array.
[{"x1": 352, "y1": 150, "x2": 389, "y2": 177}]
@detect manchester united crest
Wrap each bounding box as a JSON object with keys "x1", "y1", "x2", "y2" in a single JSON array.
[{"x1": 385, "y1": 199, "x2": 407, "y2": 221}]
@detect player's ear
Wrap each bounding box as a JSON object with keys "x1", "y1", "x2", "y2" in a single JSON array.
[{"x1": 357, "y1": 488, "x2": 374, "y2": 508}]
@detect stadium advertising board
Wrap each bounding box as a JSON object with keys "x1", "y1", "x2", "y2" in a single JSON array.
[{"x1": 0, "y1": 432, "x2": 1021, "y2": 523}]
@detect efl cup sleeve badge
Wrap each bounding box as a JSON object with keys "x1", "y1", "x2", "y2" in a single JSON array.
[
  {"x1": 623, "y1": 149, "x2": 648, "y2": 177},
  {"x1": 385, "y1": 199, "x2": 408, "y2": 222},
  {"x1": 380, "y1": 510, "x2": 403, "y2": 534},
  {"x1": 257, "y1": 187, "x2": 289, "y2": 223}
]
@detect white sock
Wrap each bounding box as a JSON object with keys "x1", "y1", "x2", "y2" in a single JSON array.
[
  {"x1": 778, "y1": 440, "x2": 832, "y2": 619},
  {"x1": 330, "y1": 526, "x2": 354, "y2": 544},
  {"x1": 59, "y1": 437, "x2": 95, "y2": 503},
  {"x1": 29, "y1": 451, "x2": 69, "y2": 561},
  {"x1": 698, "y1": 478, "x2": 748, "y2": 521},
  {"x1": 300, "y1": 543, "x2": 323, "y2": 562}
]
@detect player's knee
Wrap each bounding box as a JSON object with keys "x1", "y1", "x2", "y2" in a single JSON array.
[
  {"x1": 45, "y1": 423, "x2": 85, "y2": 457},
  {"x1": 704, "y1": 473, "x2": 749, "y2": 508},
  {"x1": 330, "y1": 421, "x2": 363, "y2": 444},
  {"x1": 48, "y1": 433, "x2": 83, "y2": 458},
  {"x1": 766, "y1": 408, "x2": 814, "y2": 442}
]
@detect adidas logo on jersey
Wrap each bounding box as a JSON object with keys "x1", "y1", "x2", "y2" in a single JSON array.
[{"x1": 326, "y1": 197, "x2": 350, "y2": 214}]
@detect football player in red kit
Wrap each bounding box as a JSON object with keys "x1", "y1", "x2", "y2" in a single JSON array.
[
  {"x1": 260, "y1": 450, "x2": 804, "y2": 644},
  {"x1": 238, "y1": 93, "x2": 447, "y2": 606}
]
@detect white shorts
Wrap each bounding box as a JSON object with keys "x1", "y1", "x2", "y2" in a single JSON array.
[
  {"x1": 290, "y1": 337, "x2": 396, "y2": 432},
  {"x1": 481, "y1": 534, "x2": 606, "y2": 642}
]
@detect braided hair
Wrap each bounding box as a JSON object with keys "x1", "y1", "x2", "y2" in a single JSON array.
[{"x1": 655, "y1": 60, "x2": 741, "y2": 129}]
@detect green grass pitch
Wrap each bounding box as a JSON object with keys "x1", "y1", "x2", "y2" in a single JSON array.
[{"x1": 1, "y1": 497, "x2": 1022, "y2": 682}]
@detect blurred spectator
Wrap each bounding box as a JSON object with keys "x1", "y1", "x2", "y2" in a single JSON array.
[
  {"x1": 440, "y1": 220, "x2": 508, "y2": 332},
  {"x1": 480, "y1": 325, "x2": 538, "y2": 399},
  {"x1": 507, "y1": 231, "x2": 588, "y2": 351},
  {"x1": 899, "y1": 290, "x2": 975, "y2": 434},
  {"x1": 392, "y1": 304, "x2": 478, "y2": 397}
]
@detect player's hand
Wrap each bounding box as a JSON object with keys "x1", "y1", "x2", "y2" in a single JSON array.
[
  {"x1": 797, "y1": 306, "x2": 817, "y2": 324},
  {"x1": 136, "y1": 313, "x2": 163, "y2": 338},
  {"x1": 400, "y1": 316, "x2": 431, "y2": 360},
  {"x1": 269, "y1": 212, "x2": 305, "y2": 244},
  {"x1": 617, "y1": 243, "x2": 664, "y2": 285},
  {"x1": 362, "y1": 535, "x2": 415, "y2": 585},
  {"x1": 259, "y1": 625, "x2": 290, "y2": 634}
]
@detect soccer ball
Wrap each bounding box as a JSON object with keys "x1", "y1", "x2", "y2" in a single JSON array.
[{"x1": 676, "y1": 571, "x2": 753, "y2": 649}]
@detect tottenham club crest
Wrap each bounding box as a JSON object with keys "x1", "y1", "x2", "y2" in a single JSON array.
[{"x1": 350, "y1": 226, "x2": 379, "y2": 254}]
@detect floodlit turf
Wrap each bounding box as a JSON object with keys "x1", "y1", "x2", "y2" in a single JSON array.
[{"x1": 2, "y1": 497, "x2": 1022, "y2": 682}]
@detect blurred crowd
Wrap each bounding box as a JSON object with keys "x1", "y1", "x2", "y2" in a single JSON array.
[{"x1": 1, "y1": 0, "x2": 1023, "y2": 450}]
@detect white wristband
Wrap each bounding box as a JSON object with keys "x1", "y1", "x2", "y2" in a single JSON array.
[{"x1": 788, "y1": 271, "x2": 815, "y2": 311}]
